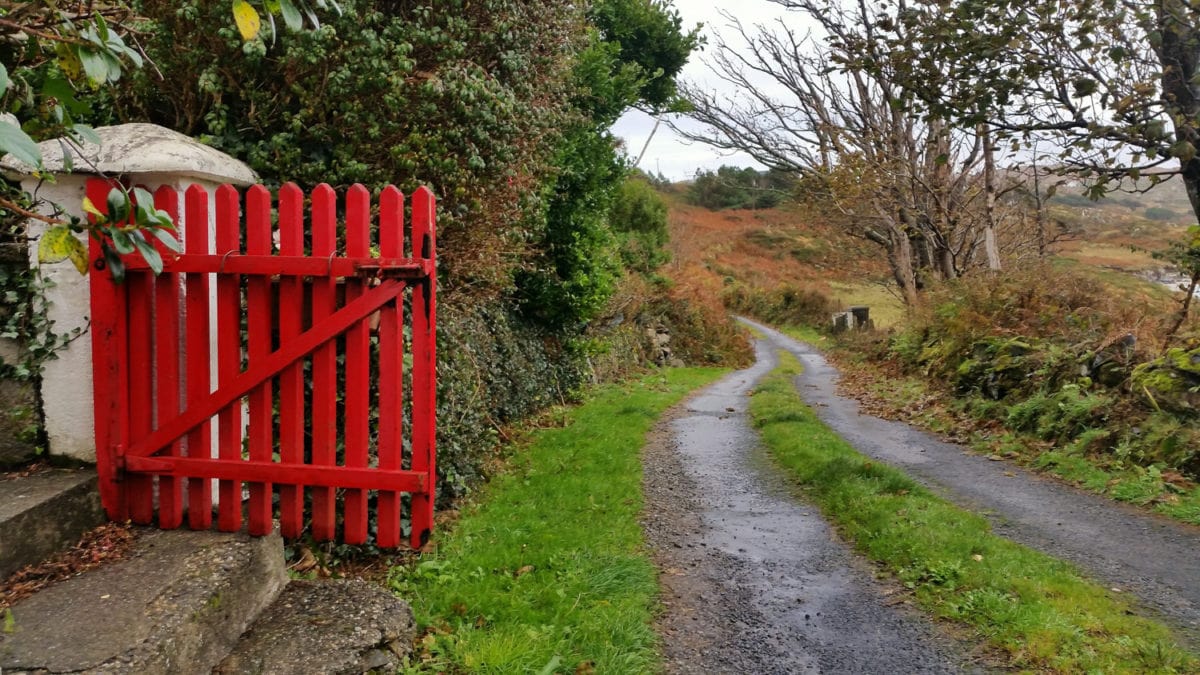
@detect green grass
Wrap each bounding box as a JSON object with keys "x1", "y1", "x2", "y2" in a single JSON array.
[
  {"x1": 827, "y1": 281, "x2": 906, "y2": 328},
  {"x1": 845, "y1": 360, "x2": 1200, "y2": 527},
  {"x1": 749, "y1": 352, "x2": 1197, "y2": 672},
  {"x1": 1033, "y1": 447, "x2": 1200, "y2": 525},
  {"x1": 392, "y1": 367, "x2": 727, "y2": 674},
  {"x1": 780, "y1": 324, "x2": 825, "y2": 344}
]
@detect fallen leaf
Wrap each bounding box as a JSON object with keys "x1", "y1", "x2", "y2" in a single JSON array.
[
  {"x1": 289, "y1": 546, "x2": 318, "y2": 573},
  {"x1": 515, "y1": 565, "x2": 535, "y2": 578}
]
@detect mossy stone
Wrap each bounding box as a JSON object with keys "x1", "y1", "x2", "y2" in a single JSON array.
[{"x1": 1132, "y1": 345, "x2": 1200, "y2": 416}]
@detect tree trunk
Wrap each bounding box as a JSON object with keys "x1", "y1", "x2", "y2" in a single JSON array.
[
  {"x1": 981, "y1": 123, "x2": 1002, "y2": 271},
  {"x1": 939, "y1": 247, "x2": 957, "y2": 280},
  {"x1": 1031, "y1": 153, "x2": 1047, "y2": 258},
  {"x1": 890, "y1": 231, "x2": 921, "y2": 306}
]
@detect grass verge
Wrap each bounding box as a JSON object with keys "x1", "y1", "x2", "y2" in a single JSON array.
[
  {"x1": 750, "y1": 351, "x2": 1197, "y2": 672},
  {"x1": 836, "y1": 357, "x2": 1200, "y2": 527},
  {"x1": 392, "y1": 367, "x2": 726, "y2": 674}
]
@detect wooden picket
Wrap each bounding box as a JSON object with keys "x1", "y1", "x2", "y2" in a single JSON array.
[{"x1": 87, "y1": 179, "x2": 438, "y2": 549}]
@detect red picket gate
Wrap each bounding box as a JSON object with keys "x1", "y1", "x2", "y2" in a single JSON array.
[{"x1": 86, "y1": 179, "x2": 437, "y2": 549}]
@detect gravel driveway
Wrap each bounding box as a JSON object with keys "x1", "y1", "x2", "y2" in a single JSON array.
[
  {"x1": 742, "y1": 319, "x2": 1200, "y2": 646},
  {"x1": 643, "y1": 337, "x2": 979, "y2": 673},
  {"x1": 644, "y1": 321, "x2": 1200, "y2": 672}
]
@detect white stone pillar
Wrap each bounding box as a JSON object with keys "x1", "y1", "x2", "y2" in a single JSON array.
[{"x1": 1, "y1": 123, "x2": 257, "y2": 463}]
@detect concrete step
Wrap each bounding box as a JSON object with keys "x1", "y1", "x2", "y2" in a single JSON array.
[
  {"x1": 0, "y1": 468, "x2": 105, "y2": 579},
  {"x1": 0, "y1": 528, "x2": 287, "y2": 674},
  {"x1": 216, "y1": 579, "x2": 415, "y2": 675}
]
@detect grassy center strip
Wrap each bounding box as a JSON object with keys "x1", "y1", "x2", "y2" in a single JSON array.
[
  {"x1": 392, "y1": 367, "x2": 727, "y2": 674},
  {"x1": 749, "y1": 351, "x2": 1197, "y2": 672}
]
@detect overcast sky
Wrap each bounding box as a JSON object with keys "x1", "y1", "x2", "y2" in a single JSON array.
[{"x1": 611, "y1": 0, "x2": 800, "y2": 180}]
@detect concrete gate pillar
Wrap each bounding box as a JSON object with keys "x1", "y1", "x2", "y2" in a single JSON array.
[{"x1": 1, "y1": 123, "x2": 257, "y2": 463}]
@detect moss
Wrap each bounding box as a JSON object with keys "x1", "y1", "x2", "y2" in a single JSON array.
[{"x1": 1131, "y1": 347, "x2": 1200, "y2": 417}]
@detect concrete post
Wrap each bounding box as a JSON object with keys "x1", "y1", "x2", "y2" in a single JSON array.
[{"x1": 1, "y1": 123, "x2": 257, "y2": 463}]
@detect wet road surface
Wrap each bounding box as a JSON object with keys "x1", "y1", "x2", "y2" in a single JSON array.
[
  {"x1": 643, "y1": 337, "x2": 979, "y2": 673},
  {"x1": 745, "y1": 319, "x2": 1200, "y2": 645}
]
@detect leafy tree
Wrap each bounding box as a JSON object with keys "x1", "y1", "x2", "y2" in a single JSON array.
[
  {"x1": 610, "y1": 174, "x2": 669, "y2": 274},
  {"x1": 0, "y1": 1, "x2": 337, "y2": 279},
  {"x1": 676, "y1": 4, "x2": 1006, "y2": 305},
  {"x1": 872, "y1": 0, "x2": 1200, "y2": 334},
  {"x1": 687, "y1": 165, "x2": 792, "y2": 210},
  {"x1": 516, "y1": 0, "x2": 699, "y2": 328},
  {"x1": 122, "y1": 0, "x2": 579, "y2": 295},
  {"x1": 588, "y1": 0, "x2": 700, "y2": 115}
]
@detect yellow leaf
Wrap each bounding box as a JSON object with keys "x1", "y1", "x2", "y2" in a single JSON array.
[
  {"x1": 81, "y1": 196, "x2": 104, "y2": 219},
  {"x1": 55, "y1": 44, "x2": 83, "y2": 81},
  {"x1": 38, "y1": 226, "x2": 90, "y2": 275},
  {"x1": 232, "y1": 0, "x2": 262, "y2": 41}
]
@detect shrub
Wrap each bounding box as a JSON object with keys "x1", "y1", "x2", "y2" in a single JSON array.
[
  {"x1": 610, "y1": 176, "x2": 670, "y2": 274},
  {"x1": 687, "y1": 166, "x2": 795, "y2": 210},
  {"x1": 722, "y1": 283, "x2": 835, "y2": 327},
  {"x1": 125, "y1": 0, "x2": 582, "y2": 295},
  {"x1": 1144, "y1": 207, "x2": 1178, "y2": 221},
  {"x1": 436, "y1": 304, "x2": 588, "y2": 501}
]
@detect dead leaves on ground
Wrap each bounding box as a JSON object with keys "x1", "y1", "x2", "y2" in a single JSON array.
[{"x1": 0, "y1": 522, "x2": 135, "y2": 611}]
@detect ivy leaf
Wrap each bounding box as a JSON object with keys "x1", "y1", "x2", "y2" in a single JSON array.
[
  {"x1": 133, "y1": 186, "x2": 155, "y2": 211},
  {"x1": 55, "y1": 44, "x2": 84, "y2": 81},
  {"x1": 280, "y1": 0, "x2": 303, "y2": 32},
  {"x1": 57, "y1": 138, "x2": 74, "y2": 172},
  {"x1": 38, "y1": 226, "x2": 90, "y2": 275},
  {"x1": 103, "y1": 245, "x2": 125, "y2": 284},
  {"x1": 0, "y1": 119, "x2": 41, "y2": 167},
  {"x1": 233, "y1": 0, "x2": 263, "y2": 41},
  {"x1": 106, "y1": 188, "x2": 130, "y2": 223},
  {"x1": 303, "y1": 4, "x2": 321, "y2": 30}
]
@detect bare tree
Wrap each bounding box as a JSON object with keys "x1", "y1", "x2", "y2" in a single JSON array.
[{"x1": 674, "y1": 2, "x2": 1005, "y2": 304}]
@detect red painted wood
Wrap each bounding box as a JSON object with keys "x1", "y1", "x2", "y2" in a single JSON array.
[
  {"x1": 410, "y1": 187, "x2": 438, "y2": 548},
  {"x1": 126, "y1": 279, "x2": 406, "y2": 460},
  {"x1": 376, "y1": 186, "x2": 405, "y2": 548},
  {"x1": 277, "y1": 183, "x2": 305, "y2": 538},
  {"x1": 122, "y1": 255, "x2": 428, "y2": 278},
  {"x1": 310, "y1": 184, "x2": 337, "y2": 541},
  {"x1": 245, "y1": 185, "x2": 273, "y2": 536},
  {"x1": 215, "y1": 185, "x2": 243, "y2": 532},
  {"x1": 342, "y1": 184, "x2": 372, "y2": 544},
  {"x1": 124, "y1": 457, "x2": 426, "y2": 492},
  {"x1": 152, "y1": 186, "x2": 183, "y2": 529},
  {"x1": 86, "y1": 179, "x2": 127, "y2": 521},
  {"x1": 184, "y1": 184, "x2": 213, "y2": 529},
  {"x1": 96, "y1": 181, "x2": 438, "y2": 549},
  {"x1": 127, "y1": 258, "x2": 155, "y2": 524}
]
